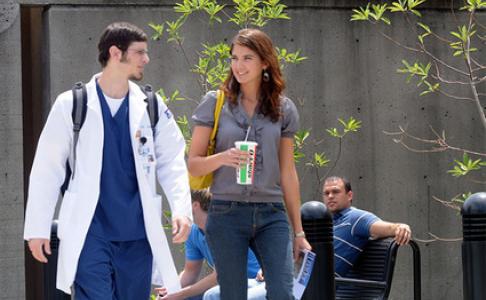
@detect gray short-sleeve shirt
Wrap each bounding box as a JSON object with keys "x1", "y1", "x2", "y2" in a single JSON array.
[{"x1": 192, "y1": 91, "x2": 300, "y2": 203}]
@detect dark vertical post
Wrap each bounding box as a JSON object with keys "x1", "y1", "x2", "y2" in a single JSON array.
[
  {"x1": 301, "y1": 201, "x2": 335, "y2": 300},
  {"x1": 462, "y1": 192, "x2": 486, "y2": 300}
]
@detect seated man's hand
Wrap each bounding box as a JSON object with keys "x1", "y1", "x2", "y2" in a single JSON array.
[
  {"x1": 172, "y1": 216, "x2": 191, "y2": 244},
  {"x1": 394, "y1": 223, "x2": 411, "y2": 245},
  {"x1": 256, "y1": 269, "x2": 264, "y2": 282},
  {"x1": 155, "y1": 287, "x2": 183, "y2": 300}
]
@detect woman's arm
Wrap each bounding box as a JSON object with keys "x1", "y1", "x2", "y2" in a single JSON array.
[
  {"x1": 279, "y1": 137, "x2": 312, "y2": 259},
  {"x1": 187, "y1": 126, "x2": 247, "y2": 177}
]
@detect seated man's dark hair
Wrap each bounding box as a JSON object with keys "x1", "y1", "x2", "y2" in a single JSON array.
[
  {"x1": 324, "y1": 176, "x2": 352, "y2": 193},
  {"x1": 190, "y1": 189, "x2": 211, "y2": 212}
]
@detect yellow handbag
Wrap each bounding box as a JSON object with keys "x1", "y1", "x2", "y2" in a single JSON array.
[{"x1": 189, "y1": 90, "x2": 225, "y2": 189}]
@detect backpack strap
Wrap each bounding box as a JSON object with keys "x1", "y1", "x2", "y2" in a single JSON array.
[
  {"x1": 141, "y1": 84, "x2": 159, "y2": 138},
  {"x1": 70, "y1": 82, "x2": 87, "y2": 179}
]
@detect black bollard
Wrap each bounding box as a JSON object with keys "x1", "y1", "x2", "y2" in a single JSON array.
[
  {"x1": 462, "y1": 192, "x2": 486, "y2": 300},
  {"x1": 301, "y1": 201, "x2": 335, "y2": 300},
  {"x1": 44, "y1": 220, "x2": 70, "y2": 300}
]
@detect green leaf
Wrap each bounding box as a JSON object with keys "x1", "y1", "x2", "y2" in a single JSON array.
[
  {"x1": 448, "y1": 153, "x2": 483, "y2": 177},
  {"x1": 351, "y1": 3, "x2": 371, "y2": 22},
  {"x1": 148, "y1": 22, "x2": 165, "y2": 41},
  {"x1": 417, "y1": 22, "x2": 431, "y2": 33}
]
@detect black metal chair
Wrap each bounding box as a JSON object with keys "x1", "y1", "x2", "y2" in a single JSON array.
[{"x1": 335, "y1": 238, "x2": 421, "y2": 300}]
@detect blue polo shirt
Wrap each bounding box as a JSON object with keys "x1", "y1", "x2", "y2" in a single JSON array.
[
  {"x1": 185, "y1": 224, "x2": 260, "y2": 278},
  {"x1": 333, "y1": 207, "x2": 380, "y2": 277}
]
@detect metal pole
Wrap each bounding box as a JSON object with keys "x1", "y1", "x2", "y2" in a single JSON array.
[
  {"x1": 462, "y1": 192, "x2": 486, "y2": 300},
  {"x1": 301, "y1": 201, "x2": 335, "y2": 300}
]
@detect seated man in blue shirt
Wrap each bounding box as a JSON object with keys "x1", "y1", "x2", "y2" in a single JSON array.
[
  {"x1": 157, "y1": 189, "x2": 266, "y2": 300},
  {"x1": 322, "y1": 176, "x2": 412, "y2": 277}
]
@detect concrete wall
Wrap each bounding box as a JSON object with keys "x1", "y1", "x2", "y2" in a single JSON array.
[
  {"x1": 0, "y1": 1, "x2": 25, "y2": 299},
  {"x1": 3, "y1": 0, "x2": 485, "y2": 299}
]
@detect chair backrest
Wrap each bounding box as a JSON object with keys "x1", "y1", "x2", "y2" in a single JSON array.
[{"x1": 335, "y1": 238, "x2": 399, "y2": 300}]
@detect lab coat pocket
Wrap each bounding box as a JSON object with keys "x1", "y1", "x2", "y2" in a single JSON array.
[{"x1": 57, "y1": 190, "x2": 76, "y2": 240}]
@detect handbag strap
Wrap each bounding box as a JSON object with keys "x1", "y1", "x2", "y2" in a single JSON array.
[{"x1": 209, "y1": 90, "x2": 225, "y2": 141}]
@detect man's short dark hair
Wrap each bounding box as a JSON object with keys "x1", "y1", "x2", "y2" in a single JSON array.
[
  {"x1": 98, "y1": 22, "x2": 148, "y2": 67},
  {"x1": 324, "y1": 176, "x2": 352, "y2": 193},
  {"x1": 191, "y1": 189, "x2": 211, "y2": 212}
]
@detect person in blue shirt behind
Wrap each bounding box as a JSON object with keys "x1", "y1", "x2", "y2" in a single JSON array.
[
  {"x1": 322, "y1": 176, "x2": 412, "y2": 277},
  {"x1": 156, "y1": 189, "x2": 266, "y2": 300}
]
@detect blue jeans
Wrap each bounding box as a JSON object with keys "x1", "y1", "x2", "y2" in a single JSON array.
[
  {"x1": 203, "y1": 279, "x2": 266, "y2": 300},
  {"x1": 206, "y1": 200, "x2": 294, "y2": 300}
]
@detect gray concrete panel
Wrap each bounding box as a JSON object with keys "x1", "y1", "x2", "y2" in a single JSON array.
[
  {"x1": 3, "y1": 1, "x2": 484, "y2": 299},
  {"x1": 0, "y1": 1, "x2": 25, "y2": 299}
]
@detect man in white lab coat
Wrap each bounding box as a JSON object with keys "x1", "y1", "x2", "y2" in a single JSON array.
[{"x1": 23, "y1": 22, "x2": 192, "y2": 299}]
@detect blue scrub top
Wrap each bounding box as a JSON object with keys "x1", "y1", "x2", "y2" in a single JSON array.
[{"x1": 89, "y1": 81, "x2": 146, "y2": 241}]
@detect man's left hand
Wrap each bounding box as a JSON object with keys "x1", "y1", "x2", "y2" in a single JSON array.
[
  {"x1": 172, "y1": 216, "x2": 191, "y2": 244},
  {"x1": 293, "y1": 236, "x2": 312, "y2": 261}
]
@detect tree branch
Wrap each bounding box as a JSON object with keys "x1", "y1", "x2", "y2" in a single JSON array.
[
  {"x1": 420, "y1": 46, "x2": 470, "y2": 76},
  {"x1": 431, "y1": 62, "x2": 471, "y2": 85},
  {"x1": 384, "y1": 126, "x2": 486, "y2": 157},
  {"x1": 464, "y1": 10, "x2": 486, "y2": 132},
  {"x1": 379, "y1": 31, "x2": 422, "y2": 53},
  {"x1": 437, "y1": 89, "x2": 475, "y2": 101},
  {"x1": 324, "y1": 138, "x2": 342, "y2": 180},
  {"x1": 413, "y1": 232, "x2": 462, "y2": 243}
]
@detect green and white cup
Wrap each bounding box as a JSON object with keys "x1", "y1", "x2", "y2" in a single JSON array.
[{"x1": 235, "y1": 141, "x2": 258, "y2": 185}]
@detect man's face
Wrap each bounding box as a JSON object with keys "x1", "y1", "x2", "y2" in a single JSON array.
[
  {"x1": 120, "y1": 41, "x2": 150, "y2": 81},
  {"x1": 323, "y1": 179, "x2": 353, "y2": 213}
]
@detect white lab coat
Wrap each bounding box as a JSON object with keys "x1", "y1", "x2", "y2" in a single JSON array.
[{"x1": 23, "y1": 74, "x2": 192, "y2": 294}]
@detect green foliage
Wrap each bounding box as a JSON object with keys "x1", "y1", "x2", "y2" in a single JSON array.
[
  {"x1": 448, "y1": 153, "x2": 486, "y2": 177},
  {"x1": 148, "y1": 22, "x2": 165, "y2": 41},
  {"x1": 294, "y1": 130, "x2": 310, "y2": 162},
  {"x1": 165, "y1": 16, "x2": 186, "y2": 44},
  {"x1": 176, "y1": 115, "x2": 192, "y2": 147},
  {"x1": 150, "y1": 0, "x2": 304, "y2": 94},
  {"x1": 306, "y1": 152, "x2": 330, "y2": 168},
  {"x1": 326, "y1": 117, "x2": 362, "y2": 139},
  {"x1": 229, "y1": 0, "x2": 290, "y2": 28},
  {"x1": 192, "y1": 42, "x2": 231, "y2": 90},
  {"x1": 452, "y1": 192, "x2": 472, "y2": 204},
  {"x1": 276, "y1": 48, "x2": 308, "y2": 69},
  {"x1": 351, "y1": 3, "x2": 391, "y2": 24},
  {"x1": 449, "y1": 25, "x2": 478, "y2": 57},
  {"x1": 460, "y1": 0, "x2": 486, "y2": 11},
  {"x1": 389, "y1": 0, "x2": 426, "y2": 16},
  {"x1": 157, "y1": 88, "x2": 186, "y2": 103},
  {"x1": 298, "y1": 117, "x2": 362, "y2": 186},
  {"x1": 417, "y1": 22, "x2": 431, "y2": 44},
  {"x1": 397, "y1": 60, "x2": 439, "y2": 96}
]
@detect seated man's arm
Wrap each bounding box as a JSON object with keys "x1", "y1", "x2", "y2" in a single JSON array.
[
  {"x1": 180, "y1": 260, "x2": 203, "y2": 287},
  {"x1": 158, "y1": 260, "x2": 218, "y2": 300},
  {"x1": 369, "y1": 220, "x2": 412, "y2": 245}
]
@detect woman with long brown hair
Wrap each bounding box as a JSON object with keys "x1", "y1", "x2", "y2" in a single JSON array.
[{"x1": 188, "y1": 28, "x2": 311, "y2": 299}]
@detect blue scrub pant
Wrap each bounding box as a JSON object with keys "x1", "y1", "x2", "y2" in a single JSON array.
[{"x1": 74, "y1": 234, "x2": 152, "y2": 300}]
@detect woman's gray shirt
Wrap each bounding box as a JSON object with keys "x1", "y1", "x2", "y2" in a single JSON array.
[{"x1": 192, "y1": 91, "x2": 299, "y2": 203}]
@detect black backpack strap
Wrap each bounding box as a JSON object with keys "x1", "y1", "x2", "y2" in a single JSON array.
[
  {"x1": 141, "y1": 84, "x2": 159, "y2": 138},
  {"x1": 70, "y1": 82, "x2": 87, "y2": 179},
  {"x1": 61, "y1": 82, "x2": 87, "y2": 195}
]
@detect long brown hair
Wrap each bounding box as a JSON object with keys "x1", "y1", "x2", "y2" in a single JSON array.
[{"x1": 222, "y1": 28, "x2": 285, "y2": 122}]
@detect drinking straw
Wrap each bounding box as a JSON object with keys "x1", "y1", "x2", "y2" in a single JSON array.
[{"x1": 244, "y1": 126, "x2": 251, "y2": 142}]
